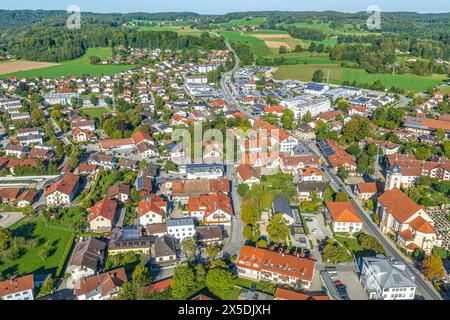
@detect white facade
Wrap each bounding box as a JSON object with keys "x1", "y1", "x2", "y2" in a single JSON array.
[
  {"x1": 280, "y1": 95, "x2": 331, "y2": 120},
  {"x1": 0, "y1": 288, "x2": 34, "y2": 300},
  {"x1": 46, "y1": 190, "x2": 71, "y2": 207},
  {"x1": 167, "y1": 219, "x2": 195, "y2": 242}
]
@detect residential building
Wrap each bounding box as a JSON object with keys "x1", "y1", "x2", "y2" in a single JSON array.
[
  {"x1": 280, "y1": 95, "x2": 331, "y2": 120},
  {"x1": 167, "y1": 218, "x2": 195, "y2": 242},
  {"x1": 237, "y1": 246, "x2": 315, "y2": 288},
  {"x1": 359, "y1": 255, "x2": 416, "y2": 300},
  {"x1": 188, "y1": 192, "x2": 233, "y2": 225},
  {"x1": 68, "y1": 238, "x2": 106, "y2": 281},
  {"x1": 271, "y1": 196, "x2": 295, "y2": 225},
  {"x1": 74, "y1": 268, "x2": 127, "y2": 300},
  {"x1": 274, "y1": 287, "x2": 329, "y2": 300},
  {"x1": 44, "y1": 172, "x2": 80, "y2": 207},
  {"x1": 88, "y1": 198, "x2": 118, "y2": 232},
  {"x1": 325, "y1": 202, "x2": 363, "y2": 233},
  {"x1": 108, "y1": 184, "x2": 130, "y2": 203},
  {"x1": 180, "y1": 163, "x2": 224, "y2": 180},
  {"x1": 195, "y1": 225, "x2": 223, "y2": 245},
  {"x1": 236, "y1": 164, "x2": 261, "y2": 187},
  {"x1": 0, "y1": 275, "x2": 35, "y2": 300}
]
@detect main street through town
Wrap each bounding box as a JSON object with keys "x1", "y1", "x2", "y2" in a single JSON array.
[{"x1": 308, "y1": 141, "x2": 442, "y2": 300}]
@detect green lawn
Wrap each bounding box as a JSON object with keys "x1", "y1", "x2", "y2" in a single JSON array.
[
  {"x1": 0, "y1": 217, "x2": 74, "y2": 277},
  {"x1": 80, "y1": 107, "x2": 109, "y2": 119},
  {"x1": 214, "y1": 17, "x2": 267, "y2": 27},
  {"x1": 3, "y1": 48, "x2": 133, "y2": 78},
  {"x1": 218, "y1": 30, "x2": 272, "y2": 57},
  {"x1": 340, "y1": 68, "x2": 447, "y2": 92},
  {"x1": 273, "y1": 63, "x2": 447, "y2": 92},
  {"x1": 273, "y1": 64, "x2": 343, "y2": 82},
  {"x1": 135, "y1": 25, "x2": 205, "y2": 36},
  {"x1": 234, "y1": 277, "x2": 277, "y2": 295}
]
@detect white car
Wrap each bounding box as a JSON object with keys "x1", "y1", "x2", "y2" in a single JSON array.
[
  {"x1": 311, "y1": 229, "x2": 319, "y2": 234},
  {"x1": 232, "y1": 216, "x2": 237, "y2": 222}
]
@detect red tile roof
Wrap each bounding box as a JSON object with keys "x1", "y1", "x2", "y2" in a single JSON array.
[
  {"x1": 44, "y1": 172, "x2": 80, "y2": 197},
  {"x1": 88, "y1": 198, "x2": 118, "y2": 222},
  {"x1": 325, "y1": 202, "x2": 363, "y2": 223},
  {"x1": 275, "y1": 287, "x2": 329, "y2": 300},
  {"x1": 378, "y1": 188, "x2": 423, "y2": 224},
  {"x1": 0, "y1": 275, "x2": 34, "y2": 297}
]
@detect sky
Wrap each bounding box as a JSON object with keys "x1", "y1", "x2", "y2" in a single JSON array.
[{"x1": 1, "y1": 0, "x2": 449, "y2": 14}]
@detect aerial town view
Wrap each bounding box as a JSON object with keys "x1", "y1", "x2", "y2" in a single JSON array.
[{"x1": 0, "y1": 0, "x2": 449, "y2": 308}]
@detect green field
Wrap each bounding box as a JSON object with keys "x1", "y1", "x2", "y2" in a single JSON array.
[
  {"x1": 80, "y1": 107, "x2": 109, "y2": 118},
  {"x1": 218, "y1": 30, "x2": 272, "y2": 57},
  {"x1": 134, "y1": 25, "x2": 205, "y2": 36},
  {"x1": 213, "y1": 17, "x2": 267, "y2": 27},
  {"x1": 131, "y1": 19, "x2": 195, "y2": 26},
  {"x1": 0, "y1": 217, "x2": 74, "y2": 277},
  {"x1": 3, "y1": 48, "x2": 133, "y2": 79},
  {"x1": 274, "y1": 64, "x2": 343, "y2": 82},
  {"x1": 273, "y1": 64, "x2": 447, "y2": 92}
]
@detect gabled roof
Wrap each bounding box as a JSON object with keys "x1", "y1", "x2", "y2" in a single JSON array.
[
  {"x1": 275, "y1": 287, "x2": 329, "y2": 300},
  {"x1": 0, "y1": 274, "x2": 34, "y2": 297},
  {"x1": 74, "y1": 268, "x2": 127, "y2": 298},
  {"x1": 378, "y1": 188, "x2": 423, "y2": 224},
  {"x1": 325, "y1": 202, "x2": 362, "y2": 223},
  {"x1": 44, "y1": 172, "x2": 79, "y2": 197},
  {"x1": 88, "y1": 198, "x2": 118, "y2": 222}
]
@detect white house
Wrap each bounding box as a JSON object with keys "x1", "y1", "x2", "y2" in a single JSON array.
[
  {"x1": 360, "y1": 255, "x2": 417, "y2": 300},
  {"x1": 45, "y1": 172, "x2": 80, "y2": 207},
  {"x1": 325, "y1": 202, "x2": 363, "y2": 233},
  {"x1": 167, "y1": 218, "x2": 195, "y2": 242},
  {"x1": 0, "y1": 275, "x2": 35, "y2": 300},
  {"x1": 68, "y1": 238, "x2": 106, "y2": 281}
]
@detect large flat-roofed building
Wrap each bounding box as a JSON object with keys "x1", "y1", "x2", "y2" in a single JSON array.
[
  {"x1": 280, "y1": 95, "x2": 331, "y2": 120},
  {"x1": 180, "y1": 163, "x2": 224, "y2": 180}
]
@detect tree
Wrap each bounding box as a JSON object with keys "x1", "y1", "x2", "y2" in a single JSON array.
[
  {"x1": 357, "y1": 233, "x2": 385, "y2": 254},
  {"x1": 267, "y1": 213, "x2": 290, "y2": 243},
  {"x1": 335, "y1": 192, "x2": 349, "y2": 202},
  {"x1": 206, "y1": 268, "x2": 237, "y2": 300},
  {"x1": 89, "y1": 55, "x2": 100, "y2": 64},
  {"x1": 256, "y1": 239, "x2": 268, "y2": 248},
  {"x1": 347, "y1": 144, "x2": 361, "y2": 158},
  {"x1": 435, "y1": 128, "x2": 446, "y2": 141},
  {"x1": 38, "y1": 276, "x2": 54, "y2": 298},
  {"x1": 422, "y1": 254, "x2": 445, "y2": 280},
  {"x1": 312, "y1": 69, "x2": 325, "y2": 83},
  {"x1": 180, "y1": 238, "x2": 197, "y2": 261},
  {"x1": 0, "y1": 227, "x2": 12, "y2": 251},
  {"x1": 415, "y1": 146, "x2": 431, "y2": 161},
  {"x1": 309, "y1": 42, "x2": 317, "y2": 52},
  {"x1": 132, "y1": 263, "x2": 151, "y2": 300},
  {"x1": 117, "y1": 281, "x2": 134, "y2": 300},
  {"x1": 241, "y1": 200, "x2": 258, "y2": 225},
  {"x1": 337, "y1": 167, "x2": 349, "y2": 181},
  {"x1": 281, "y1": 109, "x2": 295, "y2": 130},
  {"x1": 412, "y1": 248, "x2": 425, "y2": 261},
  {"x1": 279, "y1": 46, "x2": 287, "y2": 54},
  {"x1": 433, "y1": 247, "x2": 448, "y2": 260},
  {"x1": 237, "y1": 184, "x2": 249, "y2": 198},
  {"x1": 322, "y1": 242, "x2": 350, "y2": 263},
  {"x1": 171, "y1": 264, "x2": 196, "y2": 299},
  {"x1": 205, "y1": 244, "x2": 220, "y2": 264}
]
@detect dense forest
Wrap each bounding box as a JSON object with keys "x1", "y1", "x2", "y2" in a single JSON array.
[
  {"x1": 0, "y1": 15, "x2": 225, "y2": 62},
  {"x1": 0, "y1": 10, "x2": 449, "y2": 66}
]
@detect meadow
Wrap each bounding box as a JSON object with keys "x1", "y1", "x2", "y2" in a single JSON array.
[
  {"x1": 3, "y1": 48, "x2": 132, "y2": 79},
  {"x1": 80, "y1": 107, "x2": 110, "y2": 118},
  {"x1": 134, "y1": 25, "x2": 205, "y2": 37},
  {"x1": 0, "y1": 217, "x2": 74, "y2": 277},
  {"x1": 273, "y1": 64, "x2": 447, "y2": 92}
]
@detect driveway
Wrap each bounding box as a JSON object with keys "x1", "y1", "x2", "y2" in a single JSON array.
[{"x1": 0, "y1": 212, "x2": 25, "y2": 228}]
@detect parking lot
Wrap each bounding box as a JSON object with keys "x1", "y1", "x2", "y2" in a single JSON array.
[
  {"x1": 303, "y1": 213, "x2": 333, "y2": 244},
  {"x1": 0, "y1": 212, "x2": 25, "y2": 228},
  {"x1": 320, "y1": 269, "x2": 368, "y2": 300}
]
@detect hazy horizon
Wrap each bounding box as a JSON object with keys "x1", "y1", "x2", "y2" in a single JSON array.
[{"x1": 1, "y1": 0, "x2": 450, "y2": 15}]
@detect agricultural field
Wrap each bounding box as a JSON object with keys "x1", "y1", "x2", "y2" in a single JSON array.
[
  {"x1": 273, "y1": 64, "x2": 448, "y2": 92},
  {"x1": 80, "y1": 107, "x2": 110, "y2": 119},
  {"x1": 248, "y1": 33, "x2": 301, "y2": 49},
  {"x1": 212, "y1": 17, "x2": 267, "y2": 27},
  {"x1": 131, "y1": 19, "x2": 195, "y2": 26},
  {"x1": 218, "y1": 30, "x2": 272, "y2": 57},
  {"x1": 2, "y1": 48, "x2": 132, "y2": 79},
  {"x1": 0, "y1": 217, "x2": 74, "y2": 277},
  {"x1": 273, "y1": 64, "x2": 343, "y2": 82},
  {"x1": 134, "y1": 25, "x2": 205, "y2": 37},
  {"x1": 0, "y1": 60, "x2": 58, "y2": 75}
]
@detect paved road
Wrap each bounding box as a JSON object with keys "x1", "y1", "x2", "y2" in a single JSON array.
[
  {"x1": 309, "y1": 141, "x2": 442, "y2": 300},
  {"x1": 220, "y1": 165, "x2": 245, "y2": 258},
  {"x1": 0, "y1": 212, "x2": 25, "y2": 228}
]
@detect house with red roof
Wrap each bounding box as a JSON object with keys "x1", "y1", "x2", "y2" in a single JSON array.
[
  {"x1": 188, "y1": 192, "x2": 233, "y2": 225},
  {"x1": 236, "y1": 164, "x2": 261, "y2": 187},
  {"x1": 88, "y1": 198, "x2": 118, "y2": 232},
  {"x1": 377, "y1": 188, "x2": 441, "y2": 254},
  {"x1": 0, "y1": 274, "x2": 35, "y2": 300},
  {"x1": 325, "y1": 202, "x2": 363, "y2": 233},
  {"x1": 138, "y1": 196, "x2": 167, "y2": 226},
  {"x1": 237, "y1": 246, "x2": 315, "y2": 288},
  {"x1": 44, "y1": 172, "x2": 80, "y2": 207}
]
